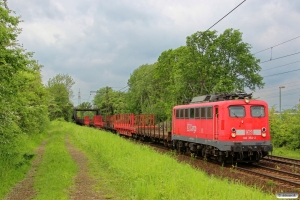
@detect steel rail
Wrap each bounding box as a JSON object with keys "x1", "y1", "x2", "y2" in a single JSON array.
[
  {"x1": 256, "y1": 165, "x2": 300, "y2": 178},
  {"x1": 263, "y1": 155, "x2": 300, "y2": 167},
  {"x1": 237, "y1": 166, "x2": 300, "y2": 188}
]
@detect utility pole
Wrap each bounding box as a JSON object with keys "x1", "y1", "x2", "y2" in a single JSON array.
[
  {"x1": 78, "y1": 88, "x2": 81, "y2": 106},
  {"x1": 89, "y1": 91, "x2": 97, "y2": 107},
  {"x1": 106, "y1": 86, "x2": 108, "y2": 118},
  {"x1": 279, "y1": 86, "x2": 285, "y2": 119}
]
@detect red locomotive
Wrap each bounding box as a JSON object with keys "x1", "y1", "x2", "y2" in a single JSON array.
[
  {"x1": 172, "y1": 93, "x2": 272, "y2": 163},
  {"x1": 74, "y1": 93, "x2": 272, "y2": 163}
]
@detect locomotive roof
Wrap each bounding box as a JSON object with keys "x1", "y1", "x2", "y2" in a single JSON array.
[
  {"x1": 190, "y1": 93, "x2": 252, "y2": 103},
  {"x1": 174, "y1": 98, "x2": 267, "y2": 109},
  {"x1": 174, "y1": 93, "x2": 267, "y2": 109}
]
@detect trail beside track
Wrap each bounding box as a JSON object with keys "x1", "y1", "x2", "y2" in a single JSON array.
[
  {"x1": 66, "y1": 136, "x2": 104, "y2": 200},
  {"x1": 4, "y1": 140, "x2": 48, "y2": 200},
  {"x1": 4, "y1": 136, "x2": 106, "y2": 200}
]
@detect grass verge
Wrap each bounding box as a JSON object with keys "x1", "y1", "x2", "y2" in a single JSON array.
[
  {"x1": 34, "y1": 122, "x2": 78, "y2": 200},
  {"x1": 59, "y1": 121, "x2": 276, "y2": 200},
  {"x1": 0, "y1": 133, "x2": 47, "y2": 199},
  {"x1": 272, "y1": 147, "x2": 300, "y2": 159}
]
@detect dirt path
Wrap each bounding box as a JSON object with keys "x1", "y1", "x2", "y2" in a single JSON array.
[
  {"x1": 66, "y1": 136, "x2": 105, "y2": 200},
  {"x1": 4, "y1": 139, "x2": 48, "y2": 200}
]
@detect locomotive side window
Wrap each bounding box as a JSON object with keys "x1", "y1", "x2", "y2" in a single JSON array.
[
  {"x1": 251, "y1": 106, "x2": 265, "y2": 117},
  {"x1": 207, "y1": 107, "x2": 213, "y2": 119},
  {"x1": 229, "y1": 106, "x2": 245, "y2": 118},
  {"x1": 176, "y1": 109, "x2": 180, "y2": 118},
  {"x1": 195, "y1": 108, "x2": 200, "y2": 118},
  {"x1": 190, "y1": 108, "x2": 195, "y2": 118},
  {"x1": 200, "y1": 107, "x2": 206, "y2": 119},
  {"x1": 180, "y1": 109, "x2": 184, "y2": 118},
  {"x1": 184, "y1": 109, "x2": 189, "y2": 119}
]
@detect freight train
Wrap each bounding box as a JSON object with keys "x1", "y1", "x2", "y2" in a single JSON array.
[{"x1": 73, "y1": 93, "x2": 273, "y2": 163}]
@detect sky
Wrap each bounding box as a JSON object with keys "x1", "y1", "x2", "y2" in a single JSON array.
[{"x1": 7, "y1": 0, "x2": 300, "y2": 110}]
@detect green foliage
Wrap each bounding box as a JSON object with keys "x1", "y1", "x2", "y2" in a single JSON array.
[
  {"x1": 120, "y1": 29, "x2": 264, "y2": 120},
  {"x1": 93, "y1": 87, "x2": 128, "y2": 118},
  {"x1": 0, "y1": 2, "x2": 49, "y2": 156},
  {"x1": 269, "y1": 105, "x2": 300, "y2": 150},
  {"x1": 76, "y1": 102, "x2": 94, "y2": 118},
  {"x1": 46, "y1": 74, "x2": 75, "y2": 121}
]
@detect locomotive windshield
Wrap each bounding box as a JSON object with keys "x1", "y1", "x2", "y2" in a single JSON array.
[
  {"x1": 229, "y1": 106, "x2": 245, "y2": 118},
  {"x1": 251, "y1": 106, "x2": 265, "y2": 117}
]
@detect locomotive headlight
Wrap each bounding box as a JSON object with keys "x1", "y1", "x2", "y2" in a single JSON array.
[
  {"x1": 262, "y1": 127, "x2": 266, "y2": 132},
  {"x1": 231, "y1": 127, "x2": 236, "y2": 138},
  {"x1": 262, "y1": 132, "x2": 266, "y2": 137},
  {"x1": 244, "y1": 97, "x2": 250, "y2": 104}
]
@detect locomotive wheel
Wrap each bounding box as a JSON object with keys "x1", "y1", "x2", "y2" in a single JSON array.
[
  {"x1": 217, "y1": 154, "x2": 224, "y2": 163},
  {"x1": 202, "y1": 147, "x2": 206, "y2": 157},
  {"x1": 177, "y1": 144, "x2": 182, "y2": 154}
]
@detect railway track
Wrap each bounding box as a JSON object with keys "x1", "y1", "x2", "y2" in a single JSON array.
[
  {"x1": 263, "y1": 155, "x2": 300, "y2": 167},
  {"x1": 238, "y1": 164, "x2": 300, "y2": 189},
  {"x1": 146, "y1": 141, "x2": 300, "y2": 191}
]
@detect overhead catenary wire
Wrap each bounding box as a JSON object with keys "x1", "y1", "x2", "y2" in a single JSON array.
[
  {"x1": 259, "y1": 51, "x2": 300, "y2": 64},
  {"x1": 262, "y1": 60, "x2": 300, "y2": 71},
  {"x1": 253, "y1": 35, "x2": 300, "y2": 55},
  {"x1": 254, "y1": 80, "x2": 300, "y2": 94},
  {"x1": 256, "y1": 89, "x2": 300, "y2": 99},
  {"x1": 206, "y1": 0, "x2": 246, "y2": 31},
  {"x1": 263, "y1": 68, "x2": 300, "y2": 78}
]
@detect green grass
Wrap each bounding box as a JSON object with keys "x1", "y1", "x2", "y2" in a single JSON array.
[
  {"x1": 0, "y1": 133, "x2": 47, "y2": 199},
  {"x1": 34, "y1": 122, "x2": 78, "y2": 200},
  {"x1": 60, "y1": 121, "x2": 276, "y2": 200},
  {"x1": 2, "y1": 121, "x2": 281, "y2": 199},
  {"x1": 272, "y1": 147, "x2": 300, "y2": 160}
]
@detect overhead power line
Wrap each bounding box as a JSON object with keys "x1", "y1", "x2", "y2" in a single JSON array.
[
  {"x1": 259, "y1": 51, "x2": 300, "y2": 64},
  {"x1": 263, "y1": 68, "x2": 300, "y2": 78},
  {"x1": 262, "y1": 60, "x2": 300, "y2": 71},
  {"x1": 207, "y1": 0, "x2": 246, "y2": 31},
  {"x1": 254, "y1": 35, "x2": 300, "y2": 55}
]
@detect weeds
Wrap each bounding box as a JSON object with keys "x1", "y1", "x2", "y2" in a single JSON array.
[
  {"x1": 220, "y1": 162, "x2": 224, "y2": 171},
  {"x1": 292, "y1": 164, "x2": 298, "y2": 174},
  {"x1": 190, "y1": 153, "x2": 196, "y2": 162},
  {"x1": 267, "y1": 180, "x2": 275, "y2": 187}
]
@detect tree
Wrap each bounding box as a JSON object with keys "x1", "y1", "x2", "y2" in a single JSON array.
[
  {"x1": 93, "y1": 87, "x2": 128, "y2": 118},
  {"x1": 46, "y1": 74, "x2": 75, "y2": 99},
  {"x1": 147, "y1": 29, "x2": 264, "y2": 119},
  {"x1": 46, "y1": 74, "x2": 75, "y2": 121},
  {"x1": 0, "y1": 2, "x2": 49, "y2": 157},
  {"x1": 185, "y1": 28, "x2": 263, "y2": 94}
]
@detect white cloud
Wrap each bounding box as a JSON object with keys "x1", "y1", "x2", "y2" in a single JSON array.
[{"x1": 7, "y1": 0, "x2": 300, "y2": 109}]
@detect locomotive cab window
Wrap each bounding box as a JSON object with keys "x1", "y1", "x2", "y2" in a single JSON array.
[
  {"x1": 229, "y1": 106, "x2": 245, "y2": 118},
  {"x1": 251, "y1": 106, "x2": 265, "y2": 117}
]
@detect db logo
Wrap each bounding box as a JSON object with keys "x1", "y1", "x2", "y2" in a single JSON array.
[{"x1": 245, "y1": 130, "x2": 253, "y2": 135}]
